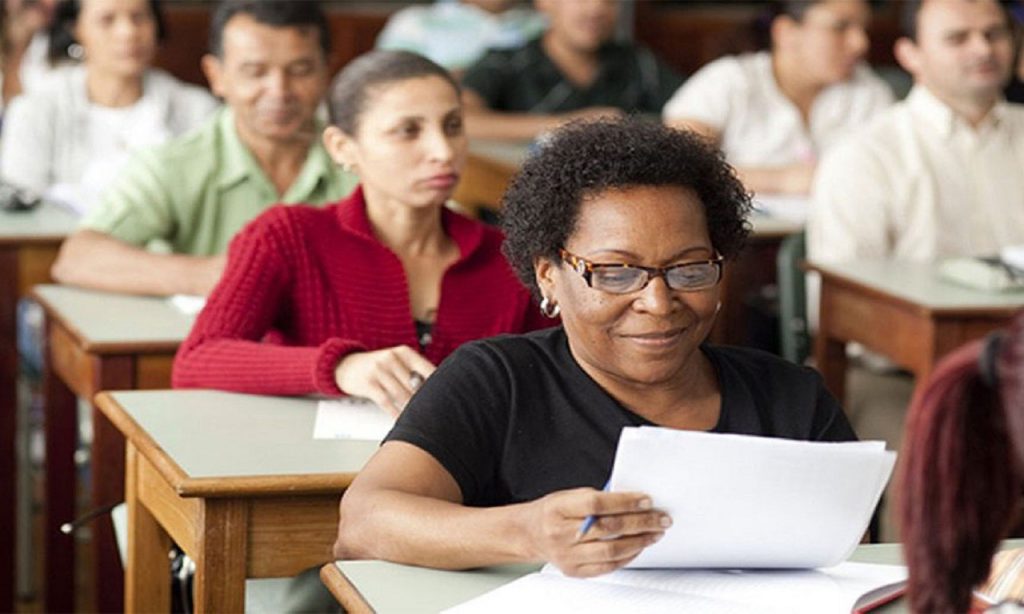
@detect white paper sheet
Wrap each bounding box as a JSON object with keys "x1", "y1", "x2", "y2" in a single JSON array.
[
  {"x1": 444, "y1": 562, "x2": 906, "y2": 614},
  {"x1": 610, "y1": 428, "x2": 896, "y2": 569},
  {"x1": 168, "y1": 294, "x2": 206, "y2": 316},
  {"x1": 753, "y1": 194, "x2": 809, "y2": 223},
  {"x1": 313, "y1": 398, "x2": 394, "y2": 440}
]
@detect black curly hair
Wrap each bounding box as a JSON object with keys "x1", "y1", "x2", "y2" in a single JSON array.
[{"x1": 501, "y1": 118, "x2": 752, "y2": 297}]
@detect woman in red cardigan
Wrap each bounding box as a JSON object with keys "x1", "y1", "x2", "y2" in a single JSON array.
[{"x1": 172, "y1": 50, "x2": 552, "y2": 413}]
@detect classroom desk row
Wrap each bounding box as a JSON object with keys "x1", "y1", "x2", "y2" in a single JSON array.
[
  {"x1": 21, "y1": 265, "x2": 1024, "y2": 613},
  {"x1": 6, "y1": 158, "x2": 1024, "y2": 613}
]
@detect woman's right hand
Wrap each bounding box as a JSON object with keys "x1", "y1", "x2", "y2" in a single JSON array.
[
  {"x1": 524, "y1": 487, "x2": 671, "y2": 578},
  {"x1": 334, "y1": 346, "x2": 436, "y2": 416}
]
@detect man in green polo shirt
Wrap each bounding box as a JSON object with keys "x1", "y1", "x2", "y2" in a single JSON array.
[{"x1": 51, "y1": 0, "x2": 358, "y2": 296}]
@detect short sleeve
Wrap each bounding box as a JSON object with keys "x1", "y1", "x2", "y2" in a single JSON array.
[
  {"x1": 661, "y1": 56, "x2": 742, "y2": 130},
  {"x1": 461, "y1": 50, "x2": 514, "y2": 108},
  {"x1": 375, "y1": 7, "x2": 427, "y2": 53},
  {"x1": 79, "y1": 146, "x2": 178, "y2": 246},
  {"x1": 0, "y1": 93, "x2": 54, "y2": 194},
  {"x1": 385, "y1": 342, "x2": 512, "y2": 504}
]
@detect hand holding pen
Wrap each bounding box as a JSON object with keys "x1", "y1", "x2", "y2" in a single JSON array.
[{"x1": 524, "y1": 486, "x2": 671, "y2": 578}]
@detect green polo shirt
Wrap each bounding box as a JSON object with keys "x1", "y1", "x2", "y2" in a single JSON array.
[{"x1": 81, "y1": 107, "x2": 358, "y2": 256}]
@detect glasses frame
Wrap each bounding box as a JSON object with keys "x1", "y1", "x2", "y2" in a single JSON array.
[{"x1": 559, "y1": 249, "x2": 724, "y2": 294}]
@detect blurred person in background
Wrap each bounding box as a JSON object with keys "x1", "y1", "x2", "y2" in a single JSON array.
[
  {"x1": 664, "y1": 0, "x2": 893, "y2": 196},
  {"x1": 0, "y1": 0, "x2": 216, "y2": 214}
]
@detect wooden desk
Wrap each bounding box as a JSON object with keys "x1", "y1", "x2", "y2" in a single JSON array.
[
  {"x1": 96, "y1": 389, "x2": 378, "y2": 613},
  {"x1": 809, "y1": 261, "x2": 1024, "y2": 403},
  {"x1": 0, "y1": 202, "x2": 76, "y2": 611},
  {"x1": 32, "y1": 285, "x2": 195, "y2": 612},
  {"x1": 322, "y1": 543, "x2": 908, "y2": 613},
  {"x1": 451, "y1": 139, "x2": 528, "y2": 217}
]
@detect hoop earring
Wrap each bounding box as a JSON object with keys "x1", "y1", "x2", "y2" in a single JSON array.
[
  {"x1": 539, "y1": 296, "x2": 560, "y2": 319},
  {"x1": 67, "y1": 43, "x2": 85, "y2": 61}
]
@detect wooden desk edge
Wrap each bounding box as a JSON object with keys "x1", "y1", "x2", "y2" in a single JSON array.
[
  {"x1": 94, "y1": 391, "x2": 360, "y2": 498},
  {"x1": 0, "y1": 234, "x2": 66, "y2": 247},
  {"x1": 321, "y1": 563, "x2": 374, "y2": 614},
  {"x1": 31, "y1": 286, "x2": 184, "y2": 354},
  {"x1": 94, "y1": 391, "x2": 191, "y2": 487},
  {"x1": 804, "y1": 263, "x2": 1024, "y2": 318}
]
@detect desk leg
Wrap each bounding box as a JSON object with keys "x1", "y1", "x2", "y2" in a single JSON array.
[
  {"x1": 42, "y1": 317, "x2": 77, "y2": 614},
  {"x1": 194, "y1": 498, "x2": 248, "y2": 613},
  {"x1": 0, "y1": 248, "x2": 17, "y2": 612},
  {"x1": 93, "y1": 356, "x2": 131, "y2": 613},
  {"x1": 125, "y1": 444, "x2": 170, "y2": 612}
]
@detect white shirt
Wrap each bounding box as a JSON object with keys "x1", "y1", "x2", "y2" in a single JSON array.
[
  {"x1": 0, "y1": 64, "x2": 218, "y2": 214},
  {"x1": 662, "y1": 52, "x2": 894, "y2": 167},
  {"x1": 808, "y1": 85, "x2": 1024, "y2": 263}
]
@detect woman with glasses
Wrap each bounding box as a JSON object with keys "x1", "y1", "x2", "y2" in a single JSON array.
[
  {"x1": 332, "y1": 118, "x2": 856, "y2": 577},
  {"x1": 172, "y1": 50, "x2": 550, "y2": 415}
]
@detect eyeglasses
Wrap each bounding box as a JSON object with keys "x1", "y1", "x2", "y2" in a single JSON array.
[{"x1": 559, "y1": 249, "x2": 723, "y2": 294}]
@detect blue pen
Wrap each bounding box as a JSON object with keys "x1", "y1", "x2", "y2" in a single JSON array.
[{"x1": 575, "y1": 480, "x2": 610, "y2": 542}]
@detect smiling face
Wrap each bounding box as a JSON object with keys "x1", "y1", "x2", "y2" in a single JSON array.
[
  {"x1": 324, "y1": 75, "x2": 468, "y2": 211},
  {"x1": 536, "y1": 184, "x2": 721, "y2": 391},
  {"x1": 75, "y1": 0, "x2": 157, "y2": 79},
  {"x1": 203, "y1": 13, "x2": 328, "y2": 146}
]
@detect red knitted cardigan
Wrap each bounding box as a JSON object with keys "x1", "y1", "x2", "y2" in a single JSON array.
[{"x1": 172, "y1": 187, "x2": 551, "y2": 395}]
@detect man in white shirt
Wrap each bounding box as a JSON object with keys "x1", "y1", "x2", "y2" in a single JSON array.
[{"x1": 808, "y1": 0, "x2": 1024, "y2": 263}]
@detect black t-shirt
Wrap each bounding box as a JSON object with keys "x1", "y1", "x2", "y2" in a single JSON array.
[
  {"x1": 386, "y1": 327, "x2": 856, "y2": 507},
  {"x1": 460, "y1": 37, "x2": 684, "y2": 114}
]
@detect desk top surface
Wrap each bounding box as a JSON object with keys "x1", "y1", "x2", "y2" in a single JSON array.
[
  {"x1": 809, "y1": 260, "x2": 1024, "y2": 312},
  {"x1": 468, "y1": 139, "x2": 531, "y2": 167},
  {"x1": 100, "y1": 389, "x2": 379, "y2": 495},
  {"x1": 0, "y1": 201, "x2": 78, "y2": 244},
  {"x1": 332, "y1": 543, "x2": 913, "y2": 613},
  {"x1": 33, "y1": 284, "x2": 194, "y2": 350}
]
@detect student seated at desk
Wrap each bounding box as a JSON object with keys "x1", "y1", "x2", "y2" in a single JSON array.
[
  {"x1": 808, "y1": 0, "x2": 1024, "y2": 263},
  {"x1": 173, "y1": 50, "x2": 551, "y2": 414},
  {"x1": 0, "y1": 0, "x2": 217, "y2": 214},
  {"x1": 663, "y1": 0, "x2": 893, "y2": 196},
  {"x1": 50, "y1": 0, "x2": 357, "y2": 297},
  {"x1": 900, "y1": 312, "x2": 1024, "y2": 613},
  {"x1": 333, "y1": 118, "x2": 856, "y2": 577},
  {"x1": 460, "y1": 0, "x2": 682, "y2": 141}
]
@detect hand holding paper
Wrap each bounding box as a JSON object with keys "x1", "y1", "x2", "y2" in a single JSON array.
[{"x1": 609, "y1": 427, "x2": 895, "y2": 569}]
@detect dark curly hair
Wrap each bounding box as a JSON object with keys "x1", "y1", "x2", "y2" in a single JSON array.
[{"x1": 501, "y1": 118, "x2": 752, "y2": 297}]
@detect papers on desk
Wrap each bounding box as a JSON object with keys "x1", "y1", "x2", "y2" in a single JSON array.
[
  {"x1": 448, "y1": 429, "x2": 899, "y2": 614},
  {"x1": 614, "y1": 428, "x2": 895, "y2": 569},
  {"x1": 753, "y1": 194, "x2": 809, "y2": 223},
  {"x1": 168, "y1": 294, "x2": 206, "y2": 315},
  {"x1": 313, "y1": 398, "x2": 393, "y2": 440},
  {"x1": 445, "y1": 562, "x2": 907, "y2": 614}
]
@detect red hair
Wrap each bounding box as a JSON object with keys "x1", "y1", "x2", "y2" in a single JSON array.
[{"x1": 900, "y1": 312, "x2": 1024, "y2": 613}]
